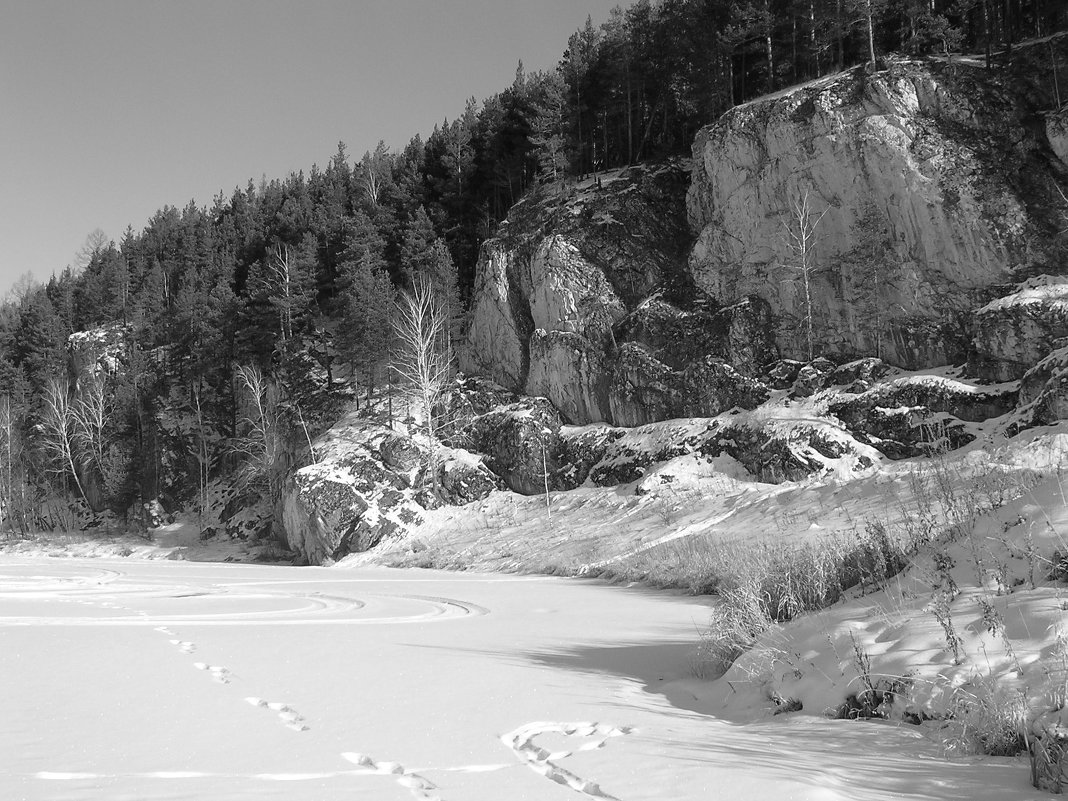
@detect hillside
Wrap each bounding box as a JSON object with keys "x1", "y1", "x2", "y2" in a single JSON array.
[{"x1": 246, "y1": 38, "x2": 1068, "y2": 789}]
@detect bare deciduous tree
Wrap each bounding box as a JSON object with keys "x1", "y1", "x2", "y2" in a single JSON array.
[
  {"x1": 73, "y1": 228, "x2": 110, "y2": 271},
  {"x1": 268, "y1": 244, "x2": 297, "y2": 344},
  {"x1": 392, "y1": 280, "x2": 450, "y2": 500},
  {"x1": 72, "y1": 373, "x2": 109, "y2": 480},
  {"x1": 234, "y1": 365, "x2": 284, "y2": 505},
  {"x1": 782, "y1": 188, "x2": 829, "y2": 362},
  {"x1": 40, "y1": 379, "x2": 89, "y2": 505}
]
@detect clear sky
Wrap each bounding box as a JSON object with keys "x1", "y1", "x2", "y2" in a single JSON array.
[{"x1": 0, "y1": 0, "x2": 622, "y2": 296}]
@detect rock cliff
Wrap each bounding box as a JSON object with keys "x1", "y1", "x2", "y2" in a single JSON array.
[
  {"x1": 285, "y1": 42, "x2": 1068, "y2": 564},
  {"x1": 281, "y1": 409, "x2": 498, "y2": 564},
  {"x1": 688, "y1": 55, "x2": 1065, "y2": 369},
  {"x1": 460, "y1": 162, "x2": 776, "y2": 427}
]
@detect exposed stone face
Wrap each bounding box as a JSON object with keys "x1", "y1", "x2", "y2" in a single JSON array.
[
  {"x1": 555, "y1": 413, "x2": 877, "y2": 488},
  {"x1": 970, "y1": 277, "x2": 1068, "y2": 382},
  {"x1": 465, "y1": 398, "x2": 563, "y2": 495},
  {"x1": 526, "y1": 329, "x2": 611, "y2": 424},
  {"x1": 1018, "y1": 345, "x2": 1068, "y2": 426},
  {"x1": 828, "y1": 358, "x2": 892, "y2": 392},
  {"x1": 528, "y1": 235, "x2": 625, "y2": 340},
  {"x1": 281, "y1": 411, "x2": 496, "y2": 564},
  {"x1": 1048, "y1": 105, "x2": 1068, "y2": 168},
  {"x1": 462, "y1": 242, "x2": 530, "y2": 391},
  {"x1": 723, "y1": 296, "x2": 779, "y2": 375},
  {"x1": 688, "y1": 61, "x2": 1054, "y2": 369},
  {"x1": 68, "y1": 323, "x2": 128, "y2": 378},
  {"x1": 460, "y1": 162, "x2": 698, "y2": 426},
  {"x1": 829, "y1": 375, "x2": 1018, "y2": 458}
]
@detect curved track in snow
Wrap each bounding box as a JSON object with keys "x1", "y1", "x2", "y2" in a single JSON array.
[{"x1": 0, "y1": 562, "x2": 487, "y2": 626}]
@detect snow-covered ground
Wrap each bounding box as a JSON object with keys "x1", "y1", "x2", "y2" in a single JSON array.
[{"x1": 0, "y1": 555, "x2": 1047, "y2": 800}]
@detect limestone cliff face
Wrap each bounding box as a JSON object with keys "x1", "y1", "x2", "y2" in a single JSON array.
[
  {"x1": 688, "y1": 58, "x2": 1061, "y2": 369},
  {"x1": 459, "y1": 162, "x2": 775, "y2": 427}
]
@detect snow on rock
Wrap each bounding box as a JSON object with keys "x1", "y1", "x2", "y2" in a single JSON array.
[
  {"x1": 830, "y1": 373, "x2": 1019, "y2": 458},
  {"x1": 557, "y1": 408, "x2": 880, "y2": 489},
  {"x1": 971, "y1": 276, "x2": 1068, "y2": 381},
  {"x1": 688, "y1": 59, "x2": 1057, "y2": 369},
  {"x1": 281, "y1": 408, "x2": 497, "y2": 564},
  {"x1": 463, "y1": 396, "x2": 562, "y2": 495},
  {"x1": 1016, "y1": 344, "x2": 1068, "y2": 426},
  {"x1": 68, "y1": 322, "x2": 128, "y2": 377}
]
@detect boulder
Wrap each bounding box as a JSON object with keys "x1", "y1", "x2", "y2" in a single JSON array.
[
  {"x1": 829, "y1": 375, "x2": 1017, "y2": 458},
  {"x1": 1017, "y1": 345, "x2": 1068, "y2": 426},
  {"x1": 971, "y1": 277, "x2": 1068, "y2": 382},
  {"x1": 438, "y1": 451, "x2": 502, "y2": 505},
  {"x1": 791, "y1": 357, "x2": 837, "y2": 398},
  {"x1": 828, "y1": 358, "x2": 892, "y2": 392},
  {"x1": 766, "y1": 359, "x2": 805, "y2": 389},
  {"x1": 465, "y1": 398, "x2": 563, "y2": 495},
  {"x1": 281, "y1": 410, "x2": 495, "y2": 564}
]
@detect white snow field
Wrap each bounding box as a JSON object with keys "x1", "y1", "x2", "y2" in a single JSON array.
[{"x1": 0, "y1": 557, "x2": 1044, "y2": 800}]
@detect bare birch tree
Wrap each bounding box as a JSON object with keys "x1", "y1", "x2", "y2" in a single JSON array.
[
  {"x1": 392, "y1": 280, "x2": 450, "y2": 500},
  {"x1": 268, "y1": 244, "x2": 296, "y2": 344},
  {"x1": 234, "y1": 365, "x2": 284, "y2": 505},
  {"x1": 783, "y1": 188, "x2": 829, "y2": 362},
  {"x1": 71, "y1": 373, "x2": 109, "y2": 482},
  {"x1": 40, "y1": 379, "x2": 89, "y2": 505}
]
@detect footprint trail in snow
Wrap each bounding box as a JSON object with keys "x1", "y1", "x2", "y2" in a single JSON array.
[
  {"x1": 501, "y1": 721, "x2": 634, "y2": 800},
  {"x1": 245, "y1": 697, "x2": 310, "y2": 732},
  {"x1": 341, "y1": 751, "x2": 441, "y2": 801}
]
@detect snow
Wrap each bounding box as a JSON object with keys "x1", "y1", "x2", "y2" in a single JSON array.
[
  {"x1": 0, "y1": 555, "x2": 1046, "y2": 800},
  {"x1": 977, "y1": 275, "x2": 1068, "y2": 314},
  {"x1": 3, "y1": 412, "x2": 1066, "y2": 799}
]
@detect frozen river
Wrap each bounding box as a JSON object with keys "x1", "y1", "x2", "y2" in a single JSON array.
[{"x1": 0, "y1": 557, "x2": 1036, "y2": 800}]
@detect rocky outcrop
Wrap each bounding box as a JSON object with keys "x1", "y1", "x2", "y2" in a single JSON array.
[
  {"x1": 462, "y1": 162, "x2": 732, "y2": 427},
  {"x1": 555, "y1": 412, "x2": 878, "y2": 489},
  {"x1": 688, "y1": 59, "x2": 1061, "y2": 369},
  {"x1": 465, "y1": 397, "x2": 563, "y2": 495},
  {"x1": 462, "y1": 243, "x2": 531, "y2": 390},
  {"x1": 281, "y1": 411, "x2": 497, "y2": 564},
  {"x1": 829, "y1": 374, "x2": 1018, "y2": 458},
  {"x1": 68, "y1": 323, "x2": 128, "y2": 378},
  {"x1": 1017, "y1": 345, "x2": 1068, "y2": 426},
  {"x1": 971, "y1": 276, "x2": 1068, "y2": 382},
  {"x1": 1048, "y1": 105, "x2": 1068, "y2": 168},
  {"x1": 526, "y1": 329, "x2": 612, "y2": 423}
]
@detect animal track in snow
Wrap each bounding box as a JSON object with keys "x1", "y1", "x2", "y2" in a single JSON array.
[
  {"x1": 501, "y1": 722, "x2": 634, "y2": 800},
  {"x1": 168, "y1": 639, "x2": 196, "y2": 654},
  {"x1": 192, "y1": 662, "x2": 232, "y2": 684},
  {"x1": 341, "y1": 752, "x2": 440, "y2": 801},
  {"x1": 244, "y1": 697, "x2": 310, "y2": 732}
]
